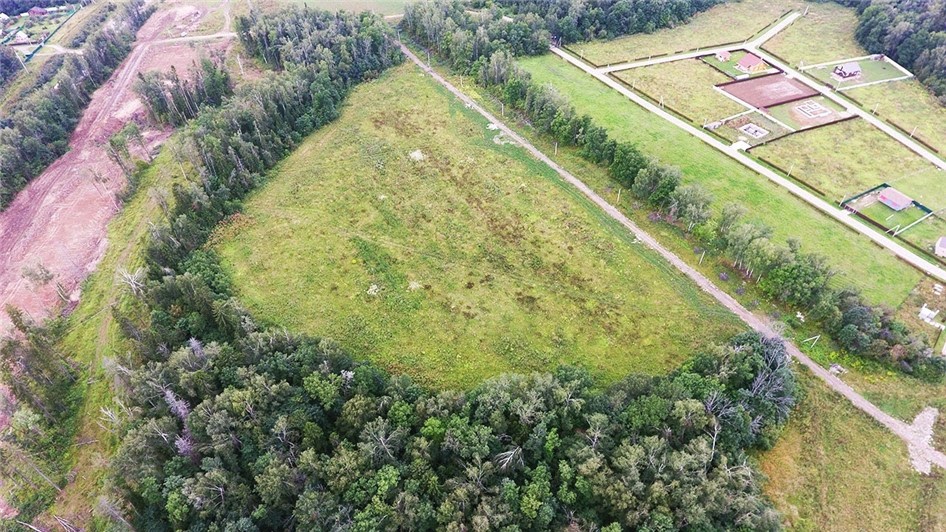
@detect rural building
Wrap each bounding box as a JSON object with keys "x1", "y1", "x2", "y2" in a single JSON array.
[
  {"x1": 936, "y1": 236, "x2": 946, "y2": 258},
  {"x1": 833, "y1": 61, "x2": 862, "y2": 80},
  {"x1": 735, "y1": 53, "x2": 766, "y2": 73},
  {"x1": 27, "y1": 6, "x2": 47, "y2": 16},
  {"x1": 877, "y1": 187, "x2": 913, "y2": 211},
  {"x1": 0, "y1": 13, "x2": 9, "y2": 22},
  {"x1": 11, "y1": 30, "x2": 30, "y2": 44},
  {"x1": 715, "y1": 50, "x2": 731, "y2": 62}
]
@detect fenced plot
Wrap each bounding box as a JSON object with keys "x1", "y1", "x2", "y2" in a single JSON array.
[
  {"x1": 707, "y1": 111, "x2": 791, "y2": 146},
  {"x1": 613, "y1": 59, "x2": 747, "y2": 122},
  {"x1": 767, "y1": 96, "x2": 848, "y2": 129},
  {"x1": 719, "y1": 74, "x2": 819, "y2": 109},
  {"x1": 848, "y1": 79, "x2": 946, "y2": 155},
  {"x1": 804, "y1": 56, "x2": 910, "y2": 89}
]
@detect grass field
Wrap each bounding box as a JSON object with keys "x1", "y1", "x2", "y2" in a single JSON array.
[
  {"x1": 518, "y1": 54, "x2": 921, "y2": 307},
  {"x1": 751, "y1": 118, "x2": 933, "y2": 203},
  {"x1": 286, "y1": 0, "x2": 408, "y2": 14},
  {"x1": 574, "y1": 0, "x2": 803, "y2": 65},
  {"x1": 848, "y1": 79, "x2": 946, "y2": 156},
  {"x1": 805, "y1": 58, "x2": 907, "y2": 88},
  {"x1": 763, "y1": 2, "x2": 864, "y2": 66},
  {"x1": 858, "y1": 201, "x2": 926, "y2": 231},
  {"x1": 766, "y1": 96, "x2": 846, "y2": 130},
  {"x1": 760, "y1": 372, "x2": 946, "y2": 531},
  {"x1": 216, "y1": 64, "x2": 742, "y2": 389},
  {"x1": 612, "y1": 59, "x2": 746, "y2": 122}
]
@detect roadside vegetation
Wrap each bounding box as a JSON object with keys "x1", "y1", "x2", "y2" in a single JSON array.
[{"x1": 848, "y1": 79, "x2": 946, "y2": 156}]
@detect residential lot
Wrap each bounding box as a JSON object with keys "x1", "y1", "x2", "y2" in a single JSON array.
[
  {"x1": 766, "y1": 96, "x2": 848, "y2": 129},
  {"x1": 804, "y1": 56, "x2": 909, "y2": 88},
  {"x1": 612, "y1": 58, "x2": 746, "y2": 122},
  {"x1": 848, "y1": 79, "x2": 946, "y2": 156},
  {"x1": 518, "y1": 54, "x2": 922, "y2": 307},
  {"x1": 750, "y1": 118, "x2": 934, "y2": 203},
  {"x1": 217, "y1": 65, "x2": 742, "y2": 389},
  {"x1": 719, "y1": 73, "x2": 819, "y2": 109}
]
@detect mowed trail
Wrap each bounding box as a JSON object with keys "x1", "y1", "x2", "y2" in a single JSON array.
[{"x1": 0, "y1": 2, "x2": 232, "y2": 335}]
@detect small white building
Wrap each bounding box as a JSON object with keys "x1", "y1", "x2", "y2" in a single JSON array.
[{"x1": 936, "y1": 236, "x2": 946, "y2": 258}]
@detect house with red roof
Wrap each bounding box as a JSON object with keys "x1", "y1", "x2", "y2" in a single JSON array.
[
  {"x1": 735, "y1": 53, "x2": 766, "y2": 74},
  {"x1": 877, "y1": 187, "x2": 912, "y2": 211},
  {"x1": 27, "y1": 6, "x2": 48, "y2": 16}
]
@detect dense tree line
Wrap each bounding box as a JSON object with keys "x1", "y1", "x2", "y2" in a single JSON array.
[
  {"x1": 0, "y1": 0, "x2": 153, "y2": 208},
  {"x1": 831, "y1": 0, "x2": 946, "y2": 101},
  {"x1": 135, "y1": 57, "x2": 233, "y2": 126},
  {"x1": 0, "y1": 47, "x2": 21, "y2": 88},
  {"x1": 493, "y1": 0, "x2": 723, "y2": 43},
  {"x1": 466, "y1": 49, "x2": 940, "y2": 375},
  {"x1": 67, "y1": 1, "x2": 117, "y2": 48}
]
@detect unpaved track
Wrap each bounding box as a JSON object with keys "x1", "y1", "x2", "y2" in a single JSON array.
[
  {"x1": 0, "y1": 4, "x2": 234, "y2": 336},
  {"x1": 398, "y1": 42, "x2": 946, "y2": 472}
]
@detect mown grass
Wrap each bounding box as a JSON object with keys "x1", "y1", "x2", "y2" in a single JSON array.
[
  {"x1": 805, "y1": 58, "x2": 906, "y2": 88},
  {"x1": 848, "y1": 79, "x2": 946, "y2": 157},
  {"x1": 216, "y1": 64, "x2": 743, "y2": 390},
  {"x1": 575, "y1": 0, "x2": 804, "y2": 65},
  {"x1": 751, "y1": 118, "x2": 935, "y2": 203},
  {"x1": 613, "y1": 59, "x2": 746, "y2": 123},
  {"x1": 763, "y1": 2, "x2": 864, "y2": 66},
  {"x1": 518, "y1": 53, "x2": 922, "y2": 307}
]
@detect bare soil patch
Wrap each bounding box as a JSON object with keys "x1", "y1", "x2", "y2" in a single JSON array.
[{"x1": 719, "y1": 73, "x2": 818, "y2": 109}]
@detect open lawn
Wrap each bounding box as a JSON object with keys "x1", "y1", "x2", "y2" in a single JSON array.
[
  {"x1": 751, "y1": 118, "x2": 933, "y2": 202},
  {"x1": 763, "y1": 2, "x2": 864, "y2": 66},
  {"x1": 805, "y1": 58, "x2": 908, "y2": 88},
  {"x1": 575, "y1": 0, "x2": 803, "y2": 66},
  {"x1": 612, "y1": 59, "x2": 746, "y2": 123},
  {"x1": 848, "y1": 79, "x2": 946, "y2": 156},
  {"x1": 216, "y1": 64, "x2": 742, "y2": 390},
  {"x1": 518, "y1": 53, "x2": 921, "y2": 307},
  {"x1": 857, "y1": 200, "x2": 926, "y2": 231},
  {"x1": 285, "y1": 0, "x2": 408, "y2": 14}
]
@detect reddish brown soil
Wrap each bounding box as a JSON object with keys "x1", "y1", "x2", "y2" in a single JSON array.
[{"x1": 0, "y1": 4, "x2": 232, "y2": 335}]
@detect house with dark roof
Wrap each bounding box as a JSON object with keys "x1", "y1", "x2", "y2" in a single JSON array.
[
  {"x1": 735, "y1": 53, "x2": 766, "y2": 73},
  {"x1": 833, "y1": 61, "x2": 862, "y2": 80},
  {"x1": 877, "y1": 187, "x2": 913, "y2": 211}
]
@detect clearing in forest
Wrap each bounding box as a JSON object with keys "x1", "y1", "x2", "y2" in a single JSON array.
[{"x1": 215, "y1": 64, "x2": 743, "y2": 389}]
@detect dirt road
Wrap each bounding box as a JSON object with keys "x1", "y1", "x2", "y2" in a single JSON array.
[
  {"x1": 0, "y1": 3, "x2": 234, "y2": 336},
  {"x1": 398, "y1": 42, "x2": 946, "y2": 473}
]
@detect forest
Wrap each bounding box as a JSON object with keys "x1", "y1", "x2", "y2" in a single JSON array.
[
  {"x1": 832, "y1": 0, "x2": 946, "y2": 101},
  {"x1": 0, "y1": 0, "x2": 153, "y2": 208}
]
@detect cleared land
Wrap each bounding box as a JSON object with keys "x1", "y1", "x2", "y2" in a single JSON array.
[
  {"x1": 575, "y1": 0, "x2": 803, "y2": 65},
  {"x1": 848, "y1": 79, "x2": 946, "y2": 156},
  {"x1": 612, "y1": 59, "x2": 745, "y2": 122},
  {"x1": 216, "y1": 64, "x2": 742, "y2": 389},
  {"x1": 710, "y1": 111, "x2": 791, "y2": 146},
  {"x1": 767, "y1": 96, "x2": 847, "y2": 129},
  {"x1": 719, "y1": 74, "x2": 818, "y2": 109},
  {"x1": 763, "y1": 2, "x2": 863, "y2": 65},
  {"x1": 751, "y1": 118, "x2": 936, "y2": 203},
  {"x1": 518, "y1": 53, "x2": 921, "y2": 307}
]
